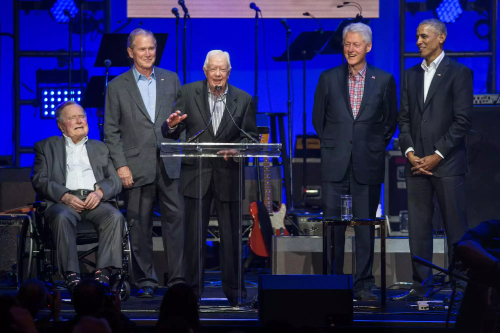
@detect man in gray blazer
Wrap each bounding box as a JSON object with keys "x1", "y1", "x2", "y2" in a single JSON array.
[
  {"x1": 163, "y1": 50, "x2": 258, "y2": 307},
  {"x1": 105, "y1": 28, "x2": 183, "y2": 297},
  {"x1": 32, "y1": 101, "x2": 123, "y2": 292}
]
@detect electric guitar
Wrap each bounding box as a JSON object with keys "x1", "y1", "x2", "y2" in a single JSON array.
[{"x1": 249, "y1": 131, "x2": 289, "y2": 258}]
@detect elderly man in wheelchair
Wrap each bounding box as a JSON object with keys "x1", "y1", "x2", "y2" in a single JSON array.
[{"x1": 31, "y1": 101, "x2": 124, "y2": 294}]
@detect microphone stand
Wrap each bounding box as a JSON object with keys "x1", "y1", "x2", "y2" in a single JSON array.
[
  {"x1": 67, "y1": 13, "x2": 73, "y2": 99},
  {"x1": 182, "y1": 13, "x2": 187, "y2": 84},
  {"x1": 253, "y1": 10, "x2": 258, "y2": 112},
  {"x1": 100, "y1": 60, "x2": 111, "y2": 141},
  {"x1": 301, "y1": 49, "x2": 308, "y2": 205},
  {"x1": 175, "y1": 14, "x2": 180, "y2": 75},
  {"x1": 285, "y1": 27, "x2": 294, "y2": 211}
]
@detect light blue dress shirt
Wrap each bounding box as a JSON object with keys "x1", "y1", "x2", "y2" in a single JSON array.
[{"x1": 133, "y1": 66, "x2": 156, "y2": 122}]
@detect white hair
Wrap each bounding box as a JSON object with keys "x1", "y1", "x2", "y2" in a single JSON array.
[
  {"x1": 342, "y1": 22, "x2": 372, "y2": 44},
  {"x1": 203, "y1": 50, "x2": 232, "y2": 70}
]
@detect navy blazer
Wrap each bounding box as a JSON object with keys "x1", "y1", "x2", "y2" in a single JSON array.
[
  {"x1": 398, "y1": 56, "x2": 473, "y2": 177},
  {"x1": 312, "y1": 63, "x2": 398, "y2": 185}
]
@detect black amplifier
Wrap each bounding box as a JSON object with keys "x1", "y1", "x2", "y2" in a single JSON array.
[{"x1": 0, "y1": 214, "x2": 26, "y2": 272}]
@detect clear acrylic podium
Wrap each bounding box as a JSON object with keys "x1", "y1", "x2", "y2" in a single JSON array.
[{"x1": 161, "y1": 142, "x2": 281, "y2": 306}]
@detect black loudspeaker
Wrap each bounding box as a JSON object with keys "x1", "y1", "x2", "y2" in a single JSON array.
[
  {"x1": 259, "y1": 275, "x2": 353, "y2": 327},
  {"x1": 292, "y1": 158, "x2": 322, "y2": 208},
  {"x1": 0, "y1": 214, "x2": 26, "y2": 272},
  {"x1": 0, "y1": 168, "x2": 36, "y2": 212},
  {"x1": 466, "y1": 106, "x2": 500, "y2": 228}
]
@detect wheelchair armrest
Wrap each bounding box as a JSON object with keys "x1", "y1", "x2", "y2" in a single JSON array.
[{"x1": 32, "y1": 201, "x2": 47, "y2": 209}]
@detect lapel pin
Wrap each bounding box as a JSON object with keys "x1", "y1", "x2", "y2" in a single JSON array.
[
  {"x1": 161, "y1": 78, "x2": 165, "y2": 81},
  {"x1": 372, "y1": 76, "x2": 375, "y2": 79},
  {"x1": 437, "y1": 74, "x2": 441, "y2": 76}
]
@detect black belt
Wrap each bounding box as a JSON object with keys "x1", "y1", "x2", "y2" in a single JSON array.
[{"x1": 68, "y1": 189, "x2": 93, "y2": 197}]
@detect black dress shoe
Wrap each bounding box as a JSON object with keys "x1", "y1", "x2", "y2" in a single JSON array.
[
  {"x1": 389, "y1": 289, "x2": 425, "y2": 301},
  {"x1": 137, "y1": 286, "x2": 155, "y2": 298},
  {"x1": 354, "y1": 290, "x2": 379, "y2": 301}
]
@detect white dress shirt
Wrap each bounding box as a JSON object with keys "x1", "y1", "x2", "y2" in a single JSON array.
[
  {"x1": 64, "y1": 135, "x2": 97, "y2": 191},
  {"x1": 405, "y1": 51, "x2": 445, "y2": 159}
]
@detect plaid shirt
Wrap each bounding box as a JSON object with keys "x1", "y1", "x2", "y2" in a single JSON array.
[{"x1": 348, "y1": 63, "x2": 367, "y2": 119}]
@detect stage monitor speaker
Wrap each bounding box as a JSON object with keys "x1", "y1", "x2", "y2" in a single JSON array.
[
  {"x1": 259, "y1": 275, "x2": 353, "y2": 327},
  {"x1": 292, "y1": 158, "x2": 322, "y2": 208},
  {"x1": 0, "y1": 168, "x2": 36, "y2": 212},
  {"x1": 0, "y1": 214, "x2": 26, "y2": 272}
]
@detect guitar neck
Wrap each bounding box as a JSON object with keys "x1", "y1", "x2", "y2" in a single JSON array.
[{"x1": 262, "y1": 157, "x2": 273, "y2": 213}]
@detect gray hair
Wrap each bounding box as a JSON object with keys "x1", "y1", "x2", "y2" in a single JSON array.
[
  {"x1": 127, "y1": 28, "x2": 157, "y2": 49},
  {"x1": 55, "y1": 100, "x2": 86, "y2": 124},
  {"x1": 418, "y1": 18, "x2": 447, "y2": 36},
  {"x1": 203, "y1": 50, "x2": 232, "y2": 71},
  {"x1": 342, "y1": 22, "x2": 372, "y2": 44}
]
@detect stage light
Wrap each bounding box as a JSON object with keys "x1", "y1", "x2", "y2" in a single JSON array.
[
  {"x1": 40, "y1": 88, "x2": 82, "y2": 119},
  {"x1": 50, "y1": 0, "x2": 78, "y2": 23},
  {"x1": 436, "y1": 0, "x2": 463, "y2": 23}
]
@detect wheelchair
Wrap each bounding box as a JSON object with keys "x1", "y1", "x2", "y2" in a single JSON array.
[{"x1": 17, "y1": 201, "x2": 132, "y2": 301}]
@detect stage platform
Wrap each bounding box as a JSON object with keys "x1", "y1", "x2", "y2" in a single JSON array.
[{"x1": 1, "y1": 271, "x2": 461, "y2": 332}]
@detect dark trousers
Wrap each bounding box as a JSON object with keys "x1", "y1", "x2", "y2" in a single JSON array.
[
  {"x1": 321, "y1": 164, "x2": 381, "y2": 293},
  {"x1": 184, "y1": 180, "x2": 247, "y2": 301},
  {"x1": 126, "y1": 158, "x2": 184, "y2": 289},
  {"x1": 46, "y1": 202, "x2": 124, "y2": 274},
  {"x1": 406, "y1": 175, "x2": 468, "y2": 293}
]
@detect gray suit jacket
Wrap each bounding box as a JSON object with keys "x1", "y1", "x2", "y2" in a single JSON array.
[
  {"x1": 161, "y1": 79, "x2": 258, "y2": 201},
  {"x1": 32, "y1": 136, "x2": 122, "y2": 209},
  {"x1": 104, "y1": 67, "x2": 182, "y2": 187}
]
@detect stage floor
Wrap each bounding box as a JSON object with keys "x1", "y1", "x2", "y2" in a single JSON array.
[{"x1": 1, "y1": 271, "x2": 460, "y2": 330}]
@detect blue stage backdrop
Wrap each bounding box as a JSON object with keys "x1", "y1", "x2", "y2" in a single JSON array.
[{"x1": 0, "y1": 0, "x2": 497, "y2": 167}]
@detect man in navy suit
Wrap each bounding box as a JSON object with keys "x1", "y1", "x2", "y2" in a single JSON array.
[
  {"x1": 312, "y1": 23, "x2": 398, "y2": 301},
  {"x1": 391, "y1": 18, "x2": 472, "y2": 301}
]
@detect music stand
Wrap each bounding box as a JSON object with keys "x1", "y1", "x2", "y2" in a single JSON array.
[
  {"x1": 81, "y1": 75, "x2": 117, "y2": 140},
  {"x1": 273, "y1": 30, "x2": 334, "y2": 208},
  {"x1": 94, "y1": 33, "x2": 169, "y2": 68}
]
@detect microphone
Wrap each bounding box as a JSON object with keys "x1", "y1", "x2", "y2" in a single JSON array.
[
  {"x1": 171, "y1": 7, "x2": 180, "y2": 18},
  {"x1": 280, "y1": 19, "x2": 291, "y2": 34},
  {"x1": 178, "y1": 0, "x2": 190, "y2": 17},
  {"x1": 186, "y1": 87, "x2": 221, "y2": 143},
  {"x1": 249, "y1": 2, "x2": 261, "y2": 12},
  {"x1": 303, "y1": 12, "x2": 323, "y2": 34},
  {"x1": 104, "y1": 59, "x2": 112, "y2": 68},
  {"x1": 219, "y1": 96, "x2": 259, "y2": 144},
  {"x1": 337, "y1": 2, "x2": 363, "y2": 17}
]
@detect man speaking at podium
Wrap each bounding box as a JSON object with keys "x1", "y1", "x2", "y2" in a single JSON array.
[
  {"x1": 312, "y1": 23, "x2": 398, "y2": 301},
  {"x1": 162, "y1": 50, "x2": 258, "y2": 307}
]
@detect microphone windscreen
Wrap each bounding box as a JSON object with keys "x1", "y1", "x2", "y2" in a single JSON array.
[{"x1": 104, "y1": 59, "x2": 112, "y2": 67}]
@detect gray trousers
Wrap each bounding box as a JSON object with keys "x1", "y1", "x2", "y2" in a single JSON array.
[
  {"x1": 125, "y1": 157, "x2": 184, "y2": 289},
  {"x1": 46, "y1": 202, "x2": 124, "y2": 274}
]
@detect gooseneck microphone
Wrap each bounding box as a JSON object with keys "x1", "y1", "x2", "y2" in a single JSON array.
[
  {"x1": 249, "y1": 2, "x2": 261, "y2": 12},
  {"x1": 178, "y1": 0, "x2": 190, "y2": 17},
  {"x1": 218, "y1": 90, "x2": 259, "y2": 143},
  {"x1": 171, "y1": 7, "x2": 180, "y2": 18},
  {"x1": 186, "y1": 86, "x2": 221, "y2": 143},
  {"x1": 303, "y1": 12, "x2": 323, "y2": 34},
  {"x1": 104, "y1": 59, "x2": 112, "y2": 68},
  {"x1": 280, "y1": 18, "x2": 291, "y2": 34}
]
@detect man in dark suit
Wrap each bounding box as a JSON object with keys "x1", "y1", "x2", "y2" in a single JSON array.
[
  {"x1": 105, "y1": 28, "x2": 184, "y2": 297},
  {"x1": 162, "y1": 50, "x2": 258, "y2": 307},
  {"x1": 312, "y1": 23, "x2": 398, "y2": 301},
  {"x1": 32, "y1": 101, "x2": 123, "y2": 292},
  {"x1": 391, "y1": 18, "x2": 472, "y2": 301}
]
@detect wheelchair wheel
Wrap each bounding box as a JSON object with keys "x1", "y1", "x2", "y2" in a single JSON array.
[
  {"x1": 119, "y1": 280, "x2": 131, "y2": 301},
  {"x1": 17, "y1": 214, "x2": 38, "y2": 288}
]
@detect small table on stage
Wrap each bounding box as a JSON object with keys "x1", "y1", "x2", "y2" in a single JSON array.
[{"x1": 312, "y1": 217, "x2": 387, "y2": 310}]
